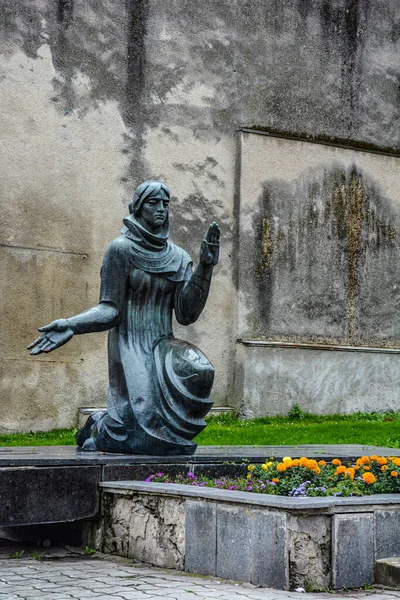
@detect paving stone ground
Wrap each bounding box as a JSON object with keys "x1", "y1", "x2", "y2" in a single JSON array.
[{"x1": 0, "y1": 554, "x2": 399, "y2": 600}]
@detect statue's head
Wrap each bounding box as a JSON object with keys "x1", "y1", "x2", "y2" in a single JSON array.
[{"x1": 129, "y1": 180, "x2": 170, "y2": 234}]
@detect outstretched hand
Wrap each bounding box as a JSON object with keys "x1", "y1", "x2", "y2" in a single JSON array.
[
  {"x1": 27, "y1": 319, "x2": 74, "y2": 355},
  {"x1": 200, "y1": 221, "x2": 220, "y2": 267}
]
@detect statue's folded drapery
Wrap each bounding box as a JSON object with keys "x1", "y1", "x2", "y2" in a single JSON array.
[{"x1": 76, "y1": 214, "x2": 214, "y2": 455}]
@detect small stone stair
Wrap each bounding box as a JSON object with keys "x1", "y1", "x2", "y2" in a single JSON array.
[
  {"x1": 78, "y1": 406, "x2": 234, "y2": 428},
  {"x1": 375, "y1": 557, "x2": 400, "y2": 587}
]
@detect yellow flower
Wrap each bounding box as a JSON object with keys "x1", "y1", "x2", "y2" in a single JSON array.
[
  {"x1": 381, "y1": 465, "x2": 389, "y2": 472},
  {"x1": 332, "y1": 459, "x2": 341, "y2": 466},
  {"x1": 318, "y1": 460, "x2": 326, "y2": 467},
  {"x1": 247, "y1": 473, "x2": 252, "y2": 479},
  {"x1": 276, "y1": 463, "x2": 287, "y2": 472},
  {"x1": 299, "y1": 457, "x2": 308, "y2": 467},
  {"x1": 391, "y1": 471, "x2": 399, "y2": 477},
  {"x1": 362, "y1": 472, "x2": 376, "y2": 484},
  {"x1": 248, "y1": 464, "x2": 255, "y2": 471},
  {"x1": 272, "y1": 478, "x2": 279, "y2": 483},
  {"x1": 265, "y1": 461, "x2": 273, "y2": 468},
  {"x1": 282, "y1": 457, "x2": 293, "y2": 466}
]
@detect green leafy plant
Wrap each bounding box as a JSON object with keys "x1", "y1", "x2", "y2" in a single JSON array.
[
  {"x1": 30, "y1": 551, "x2": 43, "y2": 561},
  {"x1": 288, "y1": 403, "x2": 306, "y2": 420},
  {"x1": 9, "y1": 550, "x2": 25, "y2": 559},
  {"x1": 84, "y1": 546, "x2": 96, "y2": 556}
]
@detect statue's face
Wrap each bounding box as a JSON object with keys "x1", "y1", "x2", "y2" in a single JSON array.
[{"x1": 137, "y1": 189, "x2": 169, "y2": 233}]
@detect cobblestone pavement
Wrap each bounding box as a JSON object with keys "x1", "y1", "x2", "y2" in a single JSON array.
[{"x1": 0, "y1": 556, "x2": 399, "y2": 600}]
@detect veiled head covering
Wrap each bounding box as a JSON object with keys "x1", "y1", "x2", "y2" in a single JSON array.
[
  {"x1": 120, "y1": 180, "x2": 191, "y2": 281},
  {"x1": 129, "y1": 180, "x2": 171, "y2": 216}
]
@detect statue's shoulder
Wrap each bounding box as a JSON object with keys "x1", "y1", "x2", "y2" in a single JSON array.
[
  {"x1": 168, "y1": 240, "x2": 192, "y2": 265},
  {"x1": 107, "y1": 235, "x2": 132, "y2": 252}
]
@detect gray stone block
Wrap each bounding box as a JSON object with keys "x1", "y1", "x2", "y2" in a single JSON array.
[
  {"x1": 250, "y1": 510, "x2": 288, "y2": 589},
  {"x1": 185, "y1": 501, "x2": 216, "y2": 576},
  {"x1": 375, "y1": 510, "x2": 400, "y2": 559},
  {"x1": 332, "y1": 513, "x2": 374, "y2": 589},
  {"x1": 375, "y1": 557, "x2": 400, "y2": 586},
  {"x1": 0, "y1": 466, "x2": 100, "y2": 526},
  {"x1": 216, "y1": 504, "x2": 251, "y2": 582}
]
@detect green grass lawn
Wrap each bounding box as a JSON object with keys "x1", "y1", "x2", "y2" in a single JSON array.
[{"x1": 0, "y1": 410, "x2": 399, "y2": 448}]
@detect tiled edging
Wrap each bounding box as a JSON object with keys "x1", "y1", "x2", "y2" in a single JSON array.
[{"x1": 97, "y1": 482, "x2": 400, "y2": 591}]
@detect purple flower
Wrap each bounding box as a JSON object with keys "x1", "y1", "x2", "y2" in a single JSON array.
[
  {"x1": 157, "y1": 473, "x2": 163, "y2": 477},
  {"x1": 247, "y1": 485, "x2": 252, "y2": 491}
]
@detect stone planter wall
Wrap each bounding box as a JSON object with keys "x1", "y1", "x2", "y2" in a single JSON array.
[{"x1": 94, "y1": 482, "x2": 400, "y2": 591}]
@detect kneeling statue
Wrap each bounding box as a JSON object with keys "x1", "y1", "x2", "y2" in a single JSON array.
[{"x1": 28, "y1": 180, "x2": 220, "y2": 455}]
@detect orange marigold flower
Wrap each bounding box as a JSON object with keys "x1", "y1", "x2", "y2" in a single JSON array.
[
  {"x1": 381, "y1": 465, "x2": 389, "y2": 471},
  {"x1": 392, "y1": 458, "x2": 400, "y2": 467},
  {"x1": 345, "y1": 468, "x2": 355, "y2": 480},
  {"x1": 306, "y1": 459, "x2": 318, "y2": 470},
  {"x1": 370, "y1": 455, "x2": 379, "y2": 462},
  {"x1": 299, "y1": 457, "x2": 308, "y2": 467},
  {"x1": 362, "y1": 466, "x2": 371, "y2": 471},
  {"x1": 362, "y1": 472, "x2": 376, "y2": 484},
  {"x1": 391, "y1": 471, "x2": 399, "y2": 477},
  {"x1": 332, "y1": 459, "x2": 341, "y2": 466},
  {"x1": 354, "y1": 465, "x2": 360, "y2": 470},
  {"x1": 272, "y1": 478, "x2": 280, "y2": 483},
  {"x1": 318, "y1": 460, "x2": 327, "y2": 466},
  {"x1": 282, "y1": 457, "x2": 292, "y2": 466},
  {"x1": 335, "y1": 465, "x2": 346, "y2": 475},
  {"x1": 292, "y1": 459, "x2": 300, "y2": 467},
  {"x1": 356, "y1": 456, "x2": 370, "y2": 466},
  {"x1": 377, "y1": 457, "x2": 387, "y2": 466},
  {"x1": 276, "y1": 463, "x2": 287, "y2": 472}
]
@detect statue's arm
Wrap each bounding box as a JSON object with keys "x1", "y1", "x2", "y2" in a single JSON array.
[
  {"x1": 66, "y1": 302, "x2": 120, "y2": 334},
  {"x1": 29, "y1": 237, "x2": 129, "y2": 355},
  {"x1": 175, "y1": 222, "x2": 220, "y2": 326}
]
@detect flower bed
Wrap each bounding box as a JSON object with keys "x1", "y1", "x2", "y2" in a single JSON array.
[{"x1": 146, "y1": 455, "x2": 400, "y2": 497}]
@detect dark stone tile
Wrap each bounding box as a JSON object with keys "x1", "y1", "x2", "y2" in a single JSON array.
[
  {"x1": 102, "y1": 464, "x2": 191, "y2": 481},
  {"x1": 192, "y1": 463, "x2": 249, "y2": 479},
  {"x1": 216, "y1": 504, "x2": 251, "y2": 582},
  {"x1": 250, "y1": 510, "x2": 288, "y2": 589},
  {"x1": 0, "y1": 466, "x2": 100, "y2": 526},
  {"x1": 185, "y1": 501, "x2": 216, "y2": 576},
  {"x1": 375, "y1": 510, "x2": 400, "y2": 559},
  {"x1": 332, "y1": 513, "x2": 374, "y2": 589}
]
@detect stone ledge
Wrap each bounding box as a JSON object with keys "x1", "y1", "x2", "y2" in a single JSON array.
[{"x1": 99, "y1": 481, "x2": 400, "y2": 511}]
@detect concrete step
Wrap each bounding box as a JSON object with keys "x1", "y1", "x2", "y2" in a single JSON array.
[
  {"x1": 375, "y1": 557, "x2": 400, "y2": 587},
  {"x1": 78, "y1": 406, "x2": 235, "y2": 428}
]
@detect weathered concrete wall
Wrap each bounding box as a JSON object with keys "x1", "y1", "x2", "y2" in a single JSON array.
[
  {"x1": 2, "y1": 0, "x2": 400, "y2": 428},
  {"x1": 237, "y1": 133, "x2": 400, "y2": 415},
  {"x1": 97, "y1": 482, "x2": 400, "y2": 590}
]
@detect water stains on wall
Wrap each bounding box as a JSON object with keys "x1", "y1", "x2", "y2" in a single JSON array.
[{"x1": 246, "y1": 165, "x2": 400, "y2": 347}]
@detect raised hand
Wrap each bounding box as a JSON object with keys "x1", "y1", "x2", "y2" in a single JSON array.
[
  {"x1": 27, "y1": 319, "x2": 74, "y2": 355},
  {"x1": 199, "y1": 221, "x2": 220, "y2": 267}
]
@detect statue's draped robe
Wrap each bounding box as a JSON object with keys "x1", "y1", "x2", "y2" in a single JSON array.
[{"x1": 76, "y1": 216, "x2": 214, "y2": 455}]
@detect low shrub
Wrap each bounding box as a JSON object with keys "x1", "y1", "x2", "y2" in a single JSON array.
[{"x1": 146, "y1": 455, "x2": 400, "y2": 497}]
